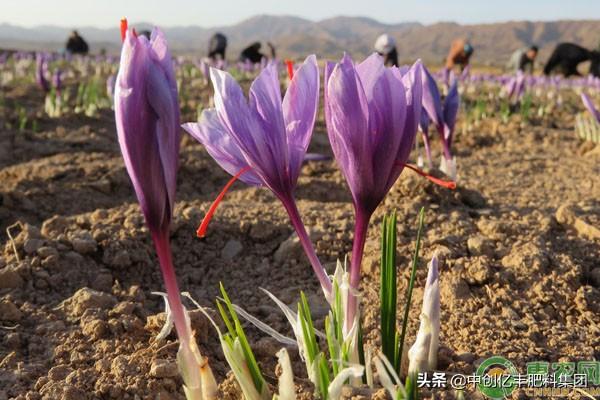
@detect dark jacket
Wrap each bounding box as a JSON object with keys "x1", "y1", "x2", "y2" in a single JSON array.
[
  {"x1": 66, "y1": 33, "x2": 89, "y2": 55},
  {"x1": 544, "y1": 42, "x2": 600, "y2": 77}
]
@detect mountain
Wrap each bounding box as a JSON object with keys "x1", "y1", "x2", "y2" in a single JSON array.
[{"x1": 1, "y1": 16, "x2": 599, "y2": 66}]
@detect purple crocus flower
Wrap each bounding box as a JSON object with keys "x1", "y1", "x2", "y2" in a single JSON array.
[
  {"x1": 182, "y1": 55, "x2": 332, "y2": 296},
  {"x1": 421, "y1": 66, "x2": 460, "y2": 179},
  {"x1": 114, "y1": 22, "x2": 214, "y2": 397},
  {"x1": 35, "y1": 53, "x2": 50, "y2": 92},
  {"x1": 581, "y1": 93, "x2": 600, "y2": 123},
  {"x1": 504, "y1": 71, "x2": 526, "y2": 104},
  {"x1": 324, "y1": 53, "x2": 423, "y2": 327},
  {"x1": 52, "y1": 69, "x2": 62, "y2": 92}
]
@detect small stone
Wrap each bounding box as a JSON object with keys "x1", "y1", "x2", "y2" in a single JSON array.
[
  {"x1": 48, "y1": 365, "x2": 72, "y2": 381},
  {"x1": 274, "y1": 228, "x2": 322, "y2": 263},
  {"x1": 91, "y1": 272, "x2": 113, "y2": 292},
  {"x1": 106, "y1": 250, "x2": 131, "y2": 268},
  {"x1": 89, "y1": 209, "x2": 109, "y2": 224},
  {"x1": 150, "y1": 359, "x2": 178, "y2": 378},
  {"x1": 67, "y1": 288, "x2": 117, "y2": 317},
  {"x1": 0, "y1": 266, "x2": 24, "y2": 289},
  {"x1": 37, "y1": 246, "x2": 59, "y2": 259},
  {"x1": 23, "y1": 239, "x2": 44, "y2": 255},
  {"x1": 460, "y1": 189, "x2": 486, "y2": 208},
  {"x1": 502, "y1": 307, "x2": 519, "y2": 320},
  {"x1": 221, "y1": 240, "x2": 243, "y2": 260},
  {"x1": 501, "y1": 242, "x2": 548, "y2": 272},
  {"x1": 556, "y1": 204, "x2": 600, "y2": 240},
  {"x1": 440, "y1": 276, "x2": 471, "y2": 303},
  {"x1": 41, "y1": 216, "x2": 70, "y2": 236},
  {"x1": 112, "y1": 301, "x2": 135, "y2": 315},
  {"x1": 4, "y1": 332, "x2": 20, "y2": 349},
  {"x1": 464, "y1": 257, "x2": 493, "y2": 285},
  {"x1": 467, "y1": 235, "x2": 494, "y2": 257},
  {"x1": 81, "y1": 319, "x2": 108, "y2": 340},
  {"x1": 0, "y1": 300, "x2": 22, "y2": 322},
  {"x1": 71, "y1": 232, "x2": 97, "y2": 254}
]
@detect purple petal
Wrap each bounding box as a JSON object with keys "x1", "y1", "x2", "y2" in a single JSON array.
[
  {"x1": 581, "y1": 93, "x2": 600, "y2": 123},
  {"x1": 283, "y1": 54, "x2": 319, "y2": 184},
  {"x1": 146, "y1": 49, "x2": 181, "y2": 216},
  {"x1": 182, "y1": 111, "x2": 262, "y2": 186},
  {"x1": 421, "y1": 66, "x2": 443, "y2": 129},
  {"x1": 249, "y1": 63, "x2": 288, "y2": 174},
  {"x1": 398, "y1": 60, "x2": 423, "y2": 163},
  {"x1": 325, "y1": 54, "x2": 373, "y2": 206},
  {"x1": 370, "y1": 68, "x2": 407, "y2": 190},
  {"x1": 210, "y1": 68, "x2": 278, "y2": 181},
  {"x1": 443, "y1": 80, "x2": 460, "y2": 145},
  {"x1": 115, "y1": 31, "x2": 172, "y2": 231}
]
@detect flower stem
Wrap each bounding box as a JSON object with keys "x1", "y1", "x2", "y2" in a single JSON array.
[
  {"x1": 280, "y1": 194, "x2": 332, "y2": 298},
  {"x1": 421, "y1": 132, "x2": 433, "y2": 168},
  {"x1": 346, "y1": 207, "x2": 372, "y2": 332},
  {"x1": 439, "y1": 127, "x2": 453, "y2": 161},
  {"x1": 152, "y1": 229, "x2": 191, "y2": 345},
  {"x1": 152, "y1": 229, "x2": 204, "y2": 394}
]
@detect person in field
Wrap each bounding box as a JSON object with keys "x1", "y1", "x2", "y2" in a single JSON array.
[
  {"x1": 446, "y1": 38, "x2": 473, "y2": 71},
  {"x1": 208, "y1": 32, "x2": 228, "y2": 60},
  {"x1": 507, "y1": 45, "x2": 539, "y2": 73},
  {"x1": 239, "y1": 42, "x2": 265, "y2": 63},
  {"x1": 65, "y1": 31, "x2": 89, "y2": 55},
  {"x1": 544, "y1": 42, "x2": 600, "y2": 77},
  {"x1": 374, "y1": 34, "x2": 399, "y2": 67}
]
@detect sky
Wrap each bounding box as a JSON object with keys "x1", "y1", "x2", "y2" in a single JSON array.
[{"x1": 2, "y1": 0, "x2": 600, "y2": 28}]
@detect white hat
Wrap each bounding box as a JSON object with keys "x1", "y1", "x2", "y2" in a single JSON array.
[{"x1": 374, "y1": 34, "x2": 396, "y2": 55}]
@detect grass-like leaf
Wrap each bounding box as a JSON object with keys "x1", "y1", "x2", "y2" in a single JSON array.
[
  {"x1": 217, "y1": 283, "x2": 268, "y2": 395},
  {"x1": 380, "y1": 211, "x2": 398, "y2": 370}
]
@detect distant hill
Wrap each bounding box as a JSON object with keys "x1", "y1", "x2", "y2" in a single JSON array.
[{"x1": 1, "y1": 15, "x2": 599, "y2": 66}]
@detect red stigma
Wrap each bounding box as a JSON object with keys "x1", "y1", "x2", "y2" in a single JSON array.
[
  {"x1": 120, "y1": 18, "x2": 128, "y2": 42},
  {"x1": 197, "y1": 166, "x2": 251, "y2": 238},
  {"x1": 404, "y1": 164, "x2": 457, "y2": 190},
  {"x1": 285, "y1": 59, "x2": 294, "y2": 80}
]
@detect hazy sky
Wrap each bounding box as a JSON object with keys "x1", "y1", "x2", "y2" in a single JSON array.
[{"x1": 3, "y1": 0, "x2": 600, "y2": 28}]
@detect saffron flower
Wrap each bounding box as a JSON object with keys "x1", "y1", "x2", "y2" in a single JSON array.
[
  {"x1": 504, "y1": 71, "x2": 526, "y2": 104},
  {"x1": 421, "y1": 66, "x2": 460, "y2": 179},
  {"x1": 114, "y1": 20, "x2": 216, "y2": 400},
  {"x1": 52, "y1": 69, "x2": 62, "y2": 93},
  {"x1": 35, "y1": 53, "x2": 50, "y2": 92},
  {"x1": 182, "y1": 55, "x2": 332, "y2": 296},
  {"x1": 324, "y1": 53, "x2": 423, "y2": 327}
]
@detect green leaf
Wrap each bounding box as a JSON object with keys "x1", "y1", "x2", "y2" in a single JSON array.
[
  {"x1": 218, "y1": 283, "x2": 268, "y2": 395},
  {"x1": 298, "y1": 292, "x2": 318, "y2": 363},
  {"x1": 380, "y1": 211, "x2": 398, "y2": 370}
]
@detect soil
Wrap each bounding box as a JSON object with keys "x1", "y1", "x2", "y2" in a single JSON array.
[{"x1": 1, "y1": 76, "x2": 599, "y2": 400}]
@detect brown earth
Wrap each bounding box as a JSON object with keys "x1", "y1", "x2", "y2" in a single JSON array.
[{"x1": 0, "y1": 80, "x2": 599, "y2": 400}]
